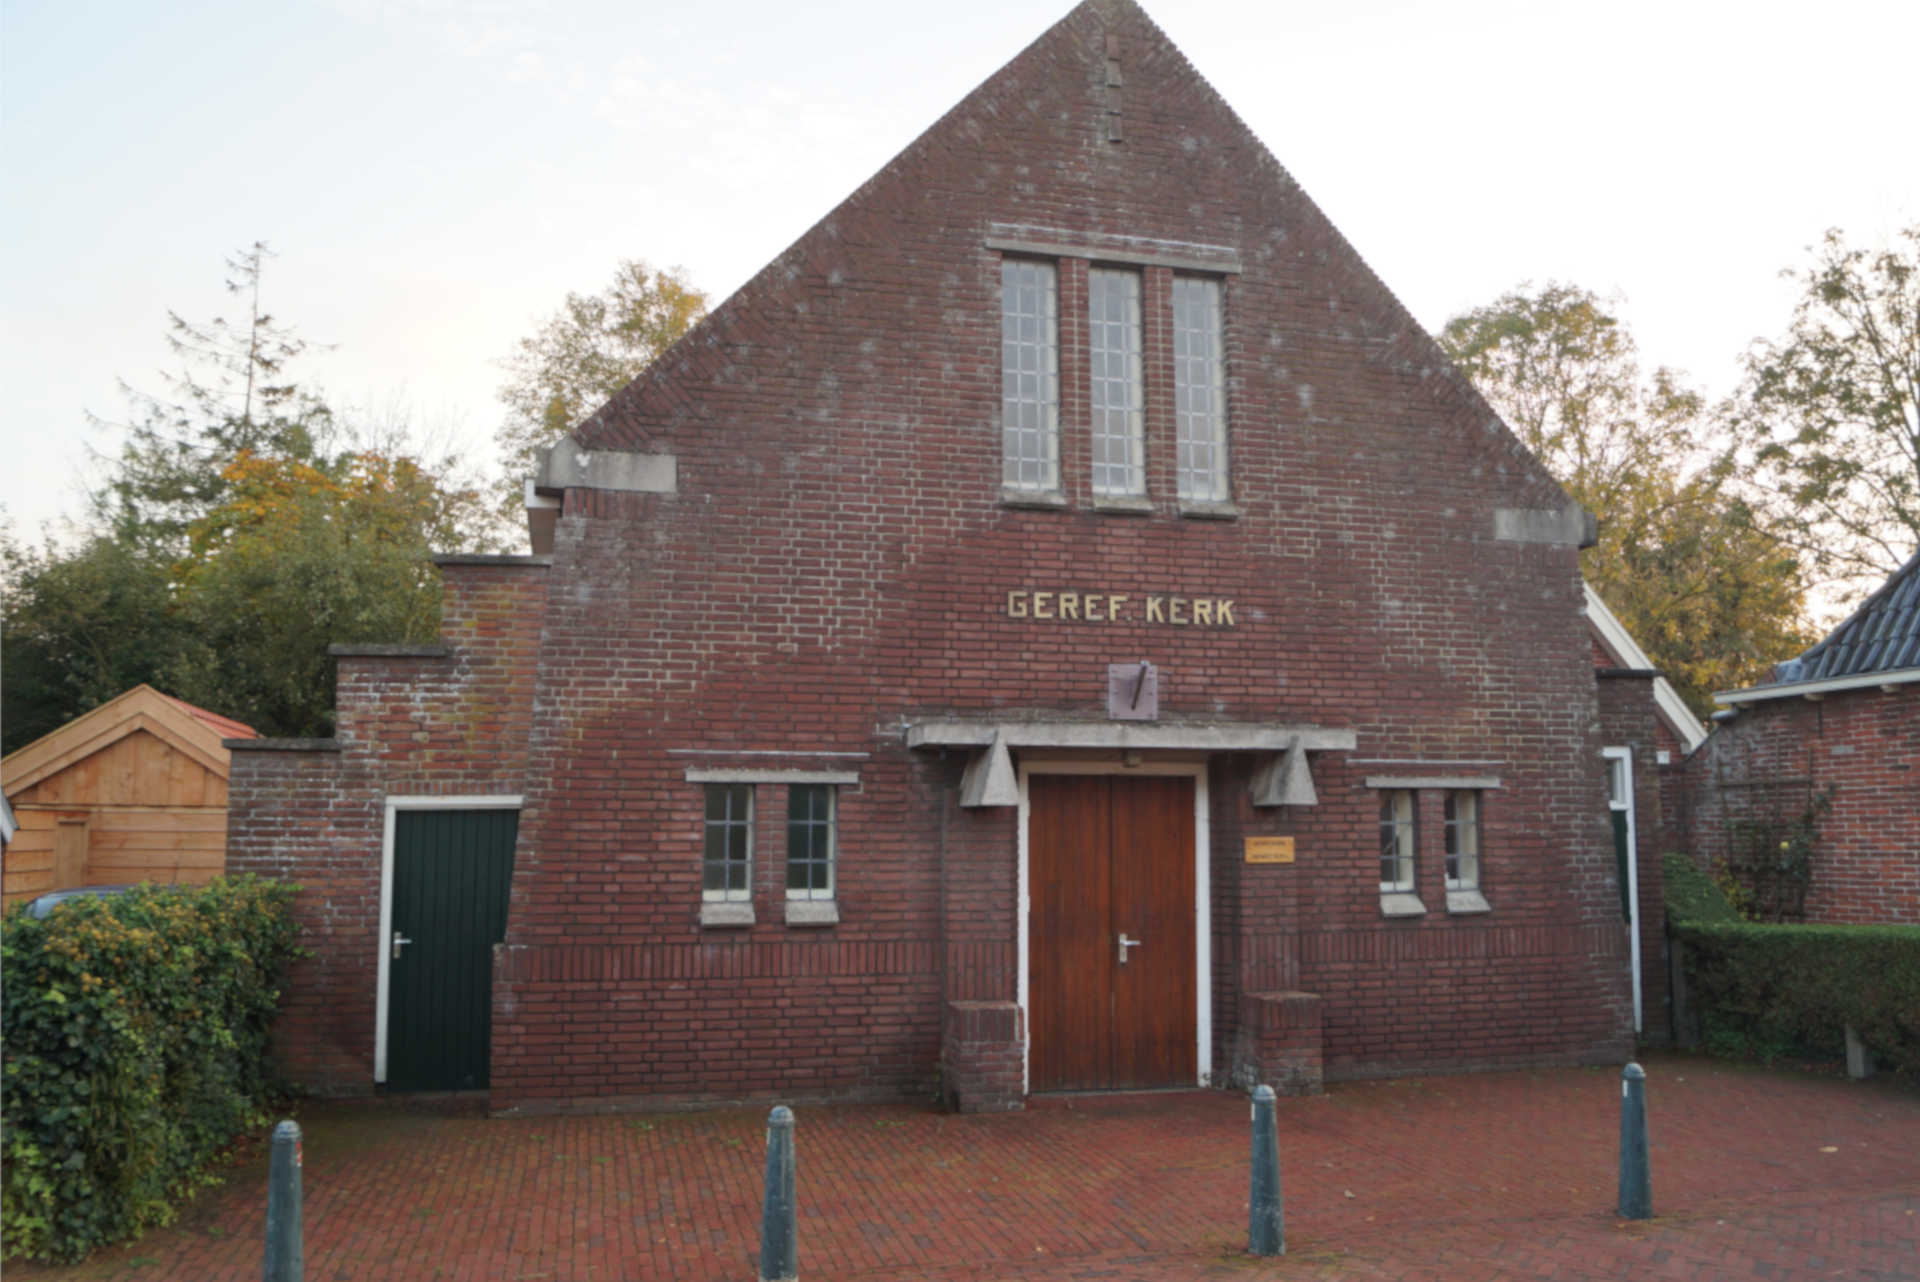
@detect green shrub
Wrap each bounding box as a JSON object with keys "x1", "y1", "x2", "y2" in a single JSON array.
[
  {"x1": 1663, "y1": 852, "x2": 1741, "y2": 925},
  {"x1": 1, "y1": 876, "x2": 301, "y2": 1262},
  {"x1": 1673, "y1": 918, "x2": 1920, "y2": 1074}
]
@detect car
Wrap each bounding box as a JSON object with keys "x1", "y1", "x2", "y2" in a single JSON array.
[{"x1": 23, "y1": 885, "x2": 137, "y2": 920}]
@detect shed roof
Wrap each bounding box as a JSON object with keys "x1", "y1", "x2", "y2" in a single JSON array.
[
  {"x1": 1777, "y1": 549, "x2": 1920, "y2": 684},
  {"x1": 1716, "y1": 548, "x2": 1920, "y2": 706},
  {"x1": 2, "y1": 685, "x2": 259, "y2": 798}
]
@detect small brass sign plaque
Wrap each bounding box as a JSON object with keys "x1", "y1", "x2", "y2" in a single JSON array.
[{"x1": 1245, "y1": 837, "x2": 1295, "y2": 865}]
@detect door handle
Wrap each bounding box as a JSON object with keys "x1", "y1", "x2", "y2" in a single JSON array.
[
  {"x1": 392, "y1": 933, "x2": 413, "y2": 961},
  {"x1": 1118, "y1": 933, "x2": 1142, "y2": 965}
]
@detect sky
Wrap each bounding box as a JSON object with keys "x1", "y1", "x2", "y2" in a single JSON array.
[{"x1": 3, "y1": 0, "x2": 1915, "y2": 547}]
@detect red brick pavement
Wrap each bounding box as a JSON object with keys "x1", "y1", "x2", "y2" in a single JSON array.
[{"x1": 12, "y1": 1053, "x2": 1919, "y2": 1281}]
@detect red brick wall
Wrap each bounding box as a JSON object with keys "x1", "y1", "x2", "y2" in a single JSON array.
[
  {"x1": 234, "y1": 1, "x2": 1638, "y2": 1108},
  {"x1": 1675, "y1": 688, "x2": 1920, "y2": 924},
  {"x1": 1596, "y1": 671, "x2": 1672, "y2": 1043},
  {"x1": 482, "y1": 3, "x2": 1630, "y2": 1109},
  {"x1": 226, "y1": 559, "x2": 550, "y2": 1094}
]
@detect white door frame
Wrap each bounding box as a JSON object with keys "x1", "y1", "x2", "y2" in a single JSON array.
[
  {"x1": 1016, "y1": 760, "x2": 1212, "y2": 1094},
  {"x1": 1601, "y1": 748, "x2": 1643, "y2": 1035},
  {"x1": 374, "y1": 794, "x2": 523, "y2": 1084}
]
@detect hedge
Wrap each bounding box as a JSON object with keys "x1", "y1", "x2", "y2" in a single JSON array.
[
  {"x1": 1, "y1": 877, "x2": 302, "y2": 1263},
  {"x1": 1662, "y1": 852, "x2": 1742, "y2": 926},
  {"x1": 1672, "y1": 917, "x2": 1920, "y2": 1075}
]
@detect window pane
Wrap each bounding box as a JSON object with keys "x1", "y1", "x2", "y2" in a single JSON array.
[
  {"x1": 1378, "y1": 789, "x2": 1414, "y2": 892},
  {"x1": 1445, "y1": 791, "x2": 1479, "y2": 890},
  {"x1": 1002, "y1": 260, "x2": 1058, "y2": 492},
  {"x1": 1089, "y1": 269, "x2": 1144, "y2": 497},
  {"x1": 702, "y1": 784, "x2": 751, "y2": 902},
  {"x1": 786, "y1": 784, "x2": 836, "y2": 901},
  {"x1": 1173, "y1": 276, "x2": 1227, "y2": 502}
]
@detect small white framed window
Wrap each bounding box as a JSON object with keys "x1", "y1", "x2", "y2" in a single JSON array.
[
  {"x1": 786, "y1": 784, "x2": 835, "y2": 902},
  {"x1": 1088, "y1": 268, "x2": 1144, "y2": 498},
  {"x1": 1172, "y1": 276, "x2": 1227, "y2": 502},
  {"x1": 702, "y1": 783, "x2": 752, "y2": 903},
  {"x1": 1379, "y1": 789, "x2": 1415, "y2": 892},
  {"x1": 1001, "y1": 259, "x2": 1059, "y2": 494},
  {"x1": 1444, "y1": 791, "x2": 1479, "y2": 890}
]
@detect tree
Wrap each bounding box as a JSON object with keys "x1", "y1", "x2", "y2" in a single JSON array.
[
  {"x1": 0, "y1": 528, "x2": 196, "y2": 752},
  {"x1": 1729, "y1": 224, "x2": 1920, "y2": 596},
  {"x1": 3, "y1": 243, "x2": 502, "y2": 744},
  {"x1": 159, "y1": 450, "x2": 467, "y2": 736},
  {"x1": 92, "y1": 242, "x2": 335, "y2": 556},
  {"x1": 1440, "y1": 284, "x2": 1817, "y2": 713},
  {"x1": 493, "y1": 259, "x2": 707, "y2": 517}
]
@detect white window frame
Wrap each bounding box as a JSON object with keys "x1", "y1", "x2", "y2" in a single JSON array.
[
  {"x1": 374, "y1": 793, "x2": 522, "y2": 1086},
  {"x1": 1172, "y1": 275, "x2": 1228, "y2": 502},
  {"x1": 1604, "y1": 746, "x2": 1643, "y2": 1034},
  {"x1": 701, "y1": 782, "x2": 754, "y2": 906},
  {"x1": 1001, "y1": 259, "x2": 1060, "y2": 496},
  {"x1": 1443, "y1": 789, "x2": 1492, "y2": 914},
  {"x1": 687, "y1": 768, "x2": 857, "y2": 927},
  {"x1": 1378, "y1": 788, "x2": 1417, "y2": 893},
  {"x1": 784, "y1": 782, "x2": 839, "y2": 926},
  {"x1": 1088, "y1": 267, "x2": 1145, "y2": 498}
]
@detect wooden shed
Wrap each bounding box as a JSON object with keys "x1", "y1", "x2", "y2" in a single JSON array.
[{"x1": 2, "y1": 686, "x2": 257, "y2": 908}]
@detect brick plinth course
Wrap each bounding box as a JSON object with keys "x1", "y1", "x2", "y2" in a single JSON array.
[{"x1": 14, "y1": 1057, "x2": 1918, "y2": 1281}]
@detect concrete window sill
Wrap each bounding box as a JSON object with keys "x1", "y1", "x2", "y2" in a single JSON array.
[
  {"x1": 699, "y1": 901, "x2": 755, "y2": 928},
  {"x1": 1178, "y1": 500, "x2": 1240, "y2": 520},
  {"x1": 784, "y1": 899, "x2": 840, "y2": 927},
  {"x1": 1378, "y1": 892, "x2": 1427, "y2": 918},
  {"x1": 1001, "y1": 487, "x2": 1067, "y2": 510},
  {"x1": 1446, "y1": 889, "x2": 1492, "y2": 915},
  {"x1": 1089, "y1": 495, "x2": 1154, "y2": 515}
]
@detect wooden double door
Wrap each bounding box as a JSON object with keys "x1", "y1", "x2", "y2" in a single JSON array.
[{"x1": 1029, "y1": 773, "x2": 1197, "y2": 1091}]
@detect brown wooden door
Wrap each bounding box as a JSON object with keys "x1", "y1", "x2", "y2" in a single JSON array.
[{"x1": 1030, "y1": 774, "x2": 1196, "y2": 1091}]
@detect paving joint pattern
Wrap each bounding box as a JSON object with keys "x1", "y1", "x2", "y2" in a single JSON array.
[{"x1": 10, "y1": 1053, "x2": 1918, "y2": 1281}]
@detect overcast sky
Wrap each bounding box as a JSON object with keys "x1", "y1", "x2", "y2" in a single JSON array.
[{"x1": 4, "y1": 0, "x2": 1914, "y2": 546}]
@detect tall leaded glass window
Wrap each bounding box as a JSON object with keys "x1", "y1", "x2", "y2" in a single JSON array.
[
  {"x1": 786, "y1": 784, "x2": 835, "y2": 901},
  {"x1": 1001, "y1": 260, "x2": 1059, "y2": 492},
  {"x1": 1378, "y1": 789, "x2": 1416, "y2": 892},
  {"x1": 703, "y1": 783, "x2": 752, "y2": 902},
  {"x1": 1444, "y1": 791, "x2": 1480, "y2": 890},
  {"x1": 1088, "y1": 268, "x2": 1144, "y2": 497},
  {"x1": 1172, "y1": 276, "x2": 1227, "y2": 501}
]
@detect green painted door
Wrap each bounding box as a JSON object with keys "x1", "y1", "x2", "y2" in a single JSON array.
[{"x1": 388, "y1": 809, "x2": 519, "y2": 1092}]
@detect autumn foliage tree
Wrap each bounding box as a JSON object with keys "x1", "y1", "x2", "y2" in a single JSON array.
[
  {"x1": 1728, "y1": 224, "x2": 1920, "y2": 597},
  {"x1": 1440, "y1": 284, "x2": 1816, "y2": 713},
  {"x1": 2, "y1": 245, "x2": 494, "y2": 749},
  {"x1": 492, "y1": 259, "x2": 707, "y2": 517}
]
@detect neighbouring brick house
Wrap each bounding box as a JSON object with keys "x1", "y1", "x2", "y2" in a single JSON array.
[
  {"x1": 1673, "y1": 551, "x2": 1920, "y2": 925},
  {"x1": 227, "y1": 0, "x2": 1673, "y2": 1111}
]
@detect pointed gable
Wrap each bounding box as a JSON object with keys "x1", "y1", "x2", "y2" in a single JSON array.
[{"x1": 546, "y1": 0, "x2": 1575, "y2": 527}]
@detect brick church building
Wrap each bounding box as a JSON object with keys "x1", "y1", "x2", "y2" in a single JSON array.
[{"x1": 227, "y1": 0, "x2": 1670, "y2": 1112}]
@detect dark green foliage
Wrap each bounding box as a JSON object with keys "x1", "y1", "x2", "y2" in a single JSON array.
[
  {"x1": 1662, "y1": 852, "x2": 1741, "y2": 925},
  {"x1": 0, "y1": 535, "x2": 198, "y2": 754},
  {"x1": 1, "y1": 877, "x2": 302, "y2": 1263},
  {"x1": 1673, "y1": 918, "x2": 1920, "y2": 1074}
]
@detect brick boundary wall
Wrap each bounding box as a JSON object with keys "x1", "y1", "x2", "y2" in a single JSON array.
[{"x1": 1675, "y1": 688, "x2": 1920, "y2": 924}]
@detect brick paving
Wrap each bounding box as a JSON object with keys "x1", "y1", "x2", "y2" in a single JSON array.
[{"x1": 12, "y1": 1053, "x2": 1919, "y2": 1281}]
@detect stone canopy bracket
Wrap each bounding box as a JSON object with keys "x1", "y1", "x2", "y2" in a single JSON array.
[
  {"x1": 911, "y1": 719, "x2": 1355, "y2": 809},
  {"x1": 1250, "y1": 735, "x2": 1318, "y2": 807}
]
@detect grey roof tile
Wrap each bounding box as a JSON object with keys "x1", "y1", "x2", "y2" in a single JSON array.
[{"x1": 1774, "y1": 549, "x2": 1920, "y2": 683}]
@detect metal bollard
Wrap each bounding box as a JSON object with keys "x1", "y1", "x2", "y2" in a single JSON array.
[
  {"x1": 1248, "y1": 1084, "x2": 1285, "y2": 1256},
  {"x1": 264, "y1": 1119, "x2": 304, "y2": 1282},
  {"x1": 758, "y1": 1105, "x2": 798, "y2": 1282},
  {"x1": 1617, "y1": 1062, "x2": 1651, "y2": 1220}
]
